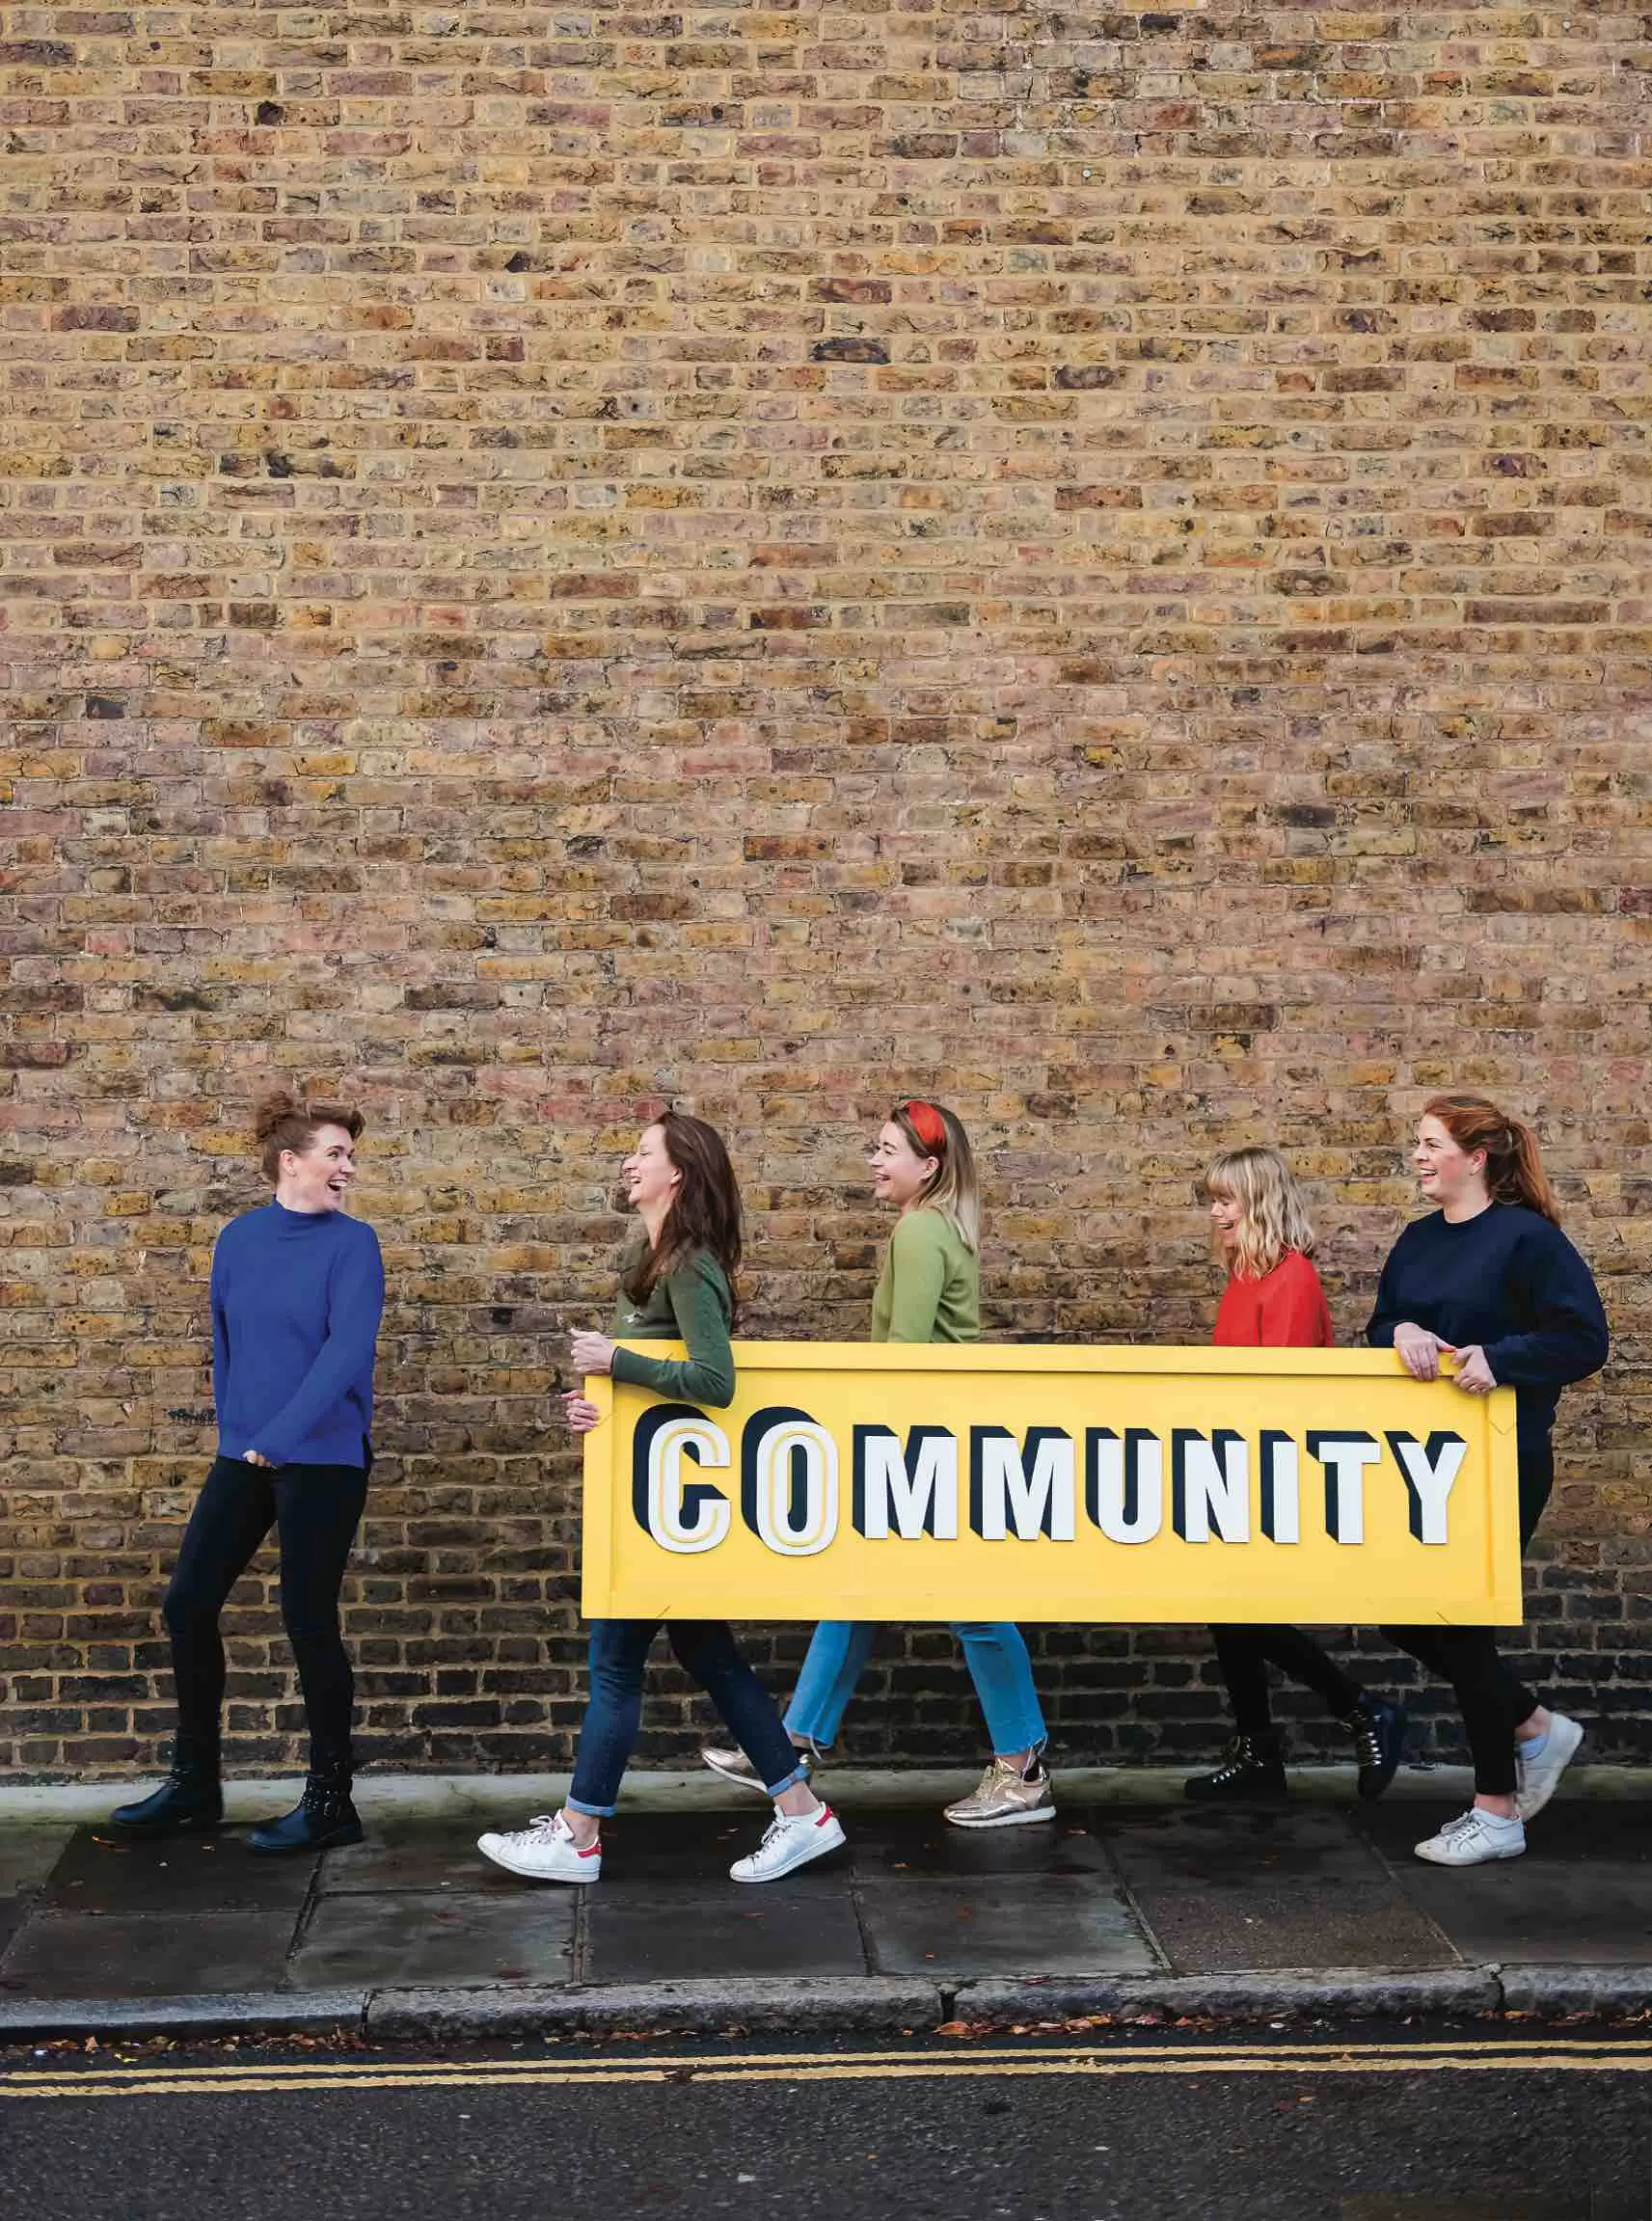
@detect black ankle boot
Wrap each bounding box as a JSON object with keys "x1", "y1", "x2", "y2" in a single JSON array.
[
  {"x1": 108, "y1": 1761, "x2": 223, "y2": 1837},
  {"x1": 250, "y1": 1774, "x2": 364, "y2": 1855},
  {"x1": 1184, "y1": 1732, "x2": 1289, "y2": 1802},
  {"x1": 1342, "y1": 1696, "x2": 1407, "y2": 1801}
]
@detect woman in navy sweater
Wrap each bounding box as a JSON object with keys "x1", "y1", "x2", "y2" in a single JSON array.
[
  {"x1": 1369, "y1": 1095, "x2": 1609, "y2": 1868},
  {"x1": 111, "y1": 1092, "x2": 385, "y2": 1854}
]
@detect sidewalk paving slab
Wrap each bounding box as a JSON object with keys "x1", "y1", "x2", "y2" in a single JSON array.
[
  {"x1": 1, "y1": 1909, "x2": 297, "y2": 2000},
  {"x1": 1100, "y1": 1803, "x2": 1460, "y2": 1974},
  {"x1": 583, "y1": 1882, "x2": 868, "y2": 1984},
  {"x1": 41, "y1": 1825, "x2": 315, "y2": 1914},
  {"x1": 293, "y1": 1890, "x2": 578, "y2": 1991}
]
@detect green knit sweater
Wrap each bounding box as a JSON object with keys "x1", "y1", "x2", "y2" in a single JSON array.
[
  {"x1": 870, "y1": 1208, "x2": 981, "y2": 1344},
  {"x1": 609, "y1": 1241, "x2": 736, "y2": 1408}
]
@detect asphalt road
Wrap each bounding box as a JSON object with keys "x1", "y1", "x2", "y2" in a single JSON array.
[{"x1": 4, "y1": 2024, "x2": 1651, "y2": 2220}]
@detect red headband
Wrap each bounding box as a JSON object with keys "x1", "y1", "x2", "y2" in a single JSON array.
[{"x1": 899, "y1": 1098, "x2": 947, "y2": 1154}]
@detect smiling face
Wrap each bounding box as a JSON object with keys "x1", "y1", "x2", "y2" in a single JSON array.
[
  {"x1": 1207, "y1": 1183, "x2": 1243, "y2": 1257},
  {"x1": 868, "y1": 1119, "x2": 938, "y2": 1212},
  {"x1": 1413, "y1": 1113, "x2": 1487, "y2": 1216},
  {"x1": 621, "y1": 1123, "x2": 682, "y2": 1227},
  {"x1": 278, "y1": 1124, "x2": 357, "y2": 1214}
]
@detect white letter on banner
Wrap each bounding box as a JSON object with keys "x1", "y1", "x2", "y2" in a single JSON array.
[
  {"x1": 646, "y1": 1418, "x2": 732, "y2": 1555},
  {"x1": 853, "y1": 1425, "x2": 960, "y2": 1540},
  {"x1": 1172, "y1": 1429, "x2": 1250, "y2": 1544},
  {"x1": 1086, "y1": 1428, "x2": 1163, "y2": 1544},
  {"x1": 745, "y1": 1414, "x2": 839, "y2": 1557},
  {"x1": 1385, "y1": 1430, "x2": 1468, "y2": 1546},
  {"x1": 1308, "y1": 1431, "x2": 1381, "y2": 1545},
  {"x1": 1259, "y1": 1430, "x2": 1300, "y2": 1545},
  {"x1": 970, "y1": 1428, "x2": 1076, "y2": 1542}
]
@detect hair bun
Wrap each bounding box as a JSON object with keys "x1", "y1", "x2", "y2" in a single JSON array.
[{"x1": 253, "y1": 1088, "x2": 304, "y2": 1145}]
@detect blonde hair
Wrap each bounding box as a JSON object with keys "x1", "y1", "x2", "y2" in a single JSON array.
[
  {"x1": 1204, "y1": 1146, "x2": 1314, "y2": 1282},
  {"x1": 891, "y1": 1100, "x2": 981, "y2": 1254}
]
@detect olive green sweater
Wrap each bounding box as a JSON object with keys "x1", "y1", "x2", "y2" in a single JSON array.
[
  {"x1": 609, "y1": 1242, "x2": 737, "y2": 1408},
  {"x1": 871, "y1": 1208, "x2": 980, "y2": 1344}
]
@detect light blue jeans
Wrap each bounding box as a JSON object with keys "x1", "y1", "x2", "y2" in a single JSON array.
[{"x1": 784, "y1": 1621, "x2": 1047, "y2": 1756}]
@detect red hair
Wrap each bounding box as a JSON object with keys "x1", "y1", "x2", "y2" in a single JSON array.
[{"x1": 1421, "y1": 1094, "x2": 1561, "y2": 1224}]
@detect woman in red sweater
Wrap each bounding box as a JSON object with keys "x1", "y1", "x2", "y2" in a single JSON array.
[{"x1": 1184, "y1": 1147, "x2": 1407, "y2": 1802}]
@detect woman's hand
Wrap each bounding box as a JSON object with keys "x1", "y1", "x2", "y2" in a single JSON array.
[
  {"x1": 243, "y1": 1449, "x2": 274, "y2": 1468},
  {"x1": 1450, "y1": 1343, "x2": 1498, "y2": 1395},
  {"x1": 562, "y1": 1393, "x2": 603, "y2": 1434},
  {"x1": 569, "y1": 1329, "x2": 616, "y2": 1377},
  {"x1": 1394, "y1": 1323, "x2": 1456, "y2": 1382}
]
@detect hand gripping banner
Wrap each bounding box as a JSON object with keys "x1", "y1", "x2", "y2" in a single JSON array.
[{"x1": 579, "y1": 1343, "x2": 1523, "y2": 1626}]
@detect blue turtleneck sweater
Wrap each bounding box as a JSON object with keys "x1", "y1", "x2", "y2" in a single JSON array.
[{"x1": 210, "y1": 1201, "x2": 385, "y2": 1469}]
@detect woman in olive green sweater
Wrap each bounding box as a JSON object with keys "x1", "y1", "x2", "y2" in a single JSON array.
[
  {"x1": 704, "y1": 1099, "x2": 1056, "y2": 1830},
  {"x1": 477, "y1": 1112, "x2": 846, "y2": 1887}
]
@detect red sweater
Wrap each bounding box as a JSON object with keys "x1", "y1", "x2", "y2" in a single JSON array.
[{"x1": 1212, "y1": 1248, "x2": 1334, "y2": 1350}]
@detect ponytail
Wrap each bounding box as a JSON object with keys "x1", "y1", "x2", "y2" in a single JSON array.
[{"x1": 1420, "y1": 1094, "x2": 1561, "y2": 1224}]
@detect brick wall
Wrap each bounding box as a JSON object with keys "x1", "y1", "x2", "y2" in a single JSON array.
[{"x1": 2, "y1": 5, "x2": 1649, "y2": 1779}]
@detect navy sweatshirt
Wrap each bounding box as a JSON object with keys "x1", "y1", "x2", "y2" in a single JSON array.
[
  {"x1": 1365, "y1": 1203, "x2": 1608, "y2": 1440},
  {"x1": 210, "y1": 1201, "x2": 386, "y2": 1469}
]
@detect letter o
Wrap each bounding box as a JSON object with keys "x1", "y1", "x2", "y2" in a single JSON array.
[{"x1": 748, "y1": 1418, "x2": 839, "y2": 1558}]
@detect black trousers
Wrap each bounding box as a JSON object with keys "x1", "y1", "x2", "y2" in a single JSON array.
[
  {"x1": 1210, "y1": 1625, "x2": 1367, "y2": 1738},
  {"x1": 163, "y1": 1454, "x2": 369, "y2": 1775},
  {"x1": 1381, "y1": 1434, "x2": 1554, "y2": 1796}
]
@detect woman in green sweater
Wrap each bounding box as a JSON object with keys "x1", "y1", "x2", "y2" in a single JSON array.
[
  {"x1": 703, "y1": 1099, "x2": 1056, "y2": 1828},
  {"x1": 477, "y1": 1111, "x2": 846, "y2": 1886}
]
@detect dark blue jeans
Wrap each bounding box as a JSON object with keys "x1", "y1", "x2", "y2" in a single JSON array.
[{"x1": 568, "y1": 1620, "x2": 808, "y2": 1818}]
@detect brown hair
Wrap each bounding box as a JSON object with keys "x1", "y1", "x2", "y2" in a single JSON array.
[
  {"x1": 622, "y1": 1108, "x2": 744, "y2": 1302},
  {"x1": 255, "y1": 1089, "x2": 365, "y2": 1184},
  {"x1": 1420, "y1": 1093, "x2": 1561, "y2": 1224}
]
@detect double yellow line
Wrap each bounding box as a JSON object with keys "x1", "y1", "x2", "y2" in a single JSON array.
[{"x1": 7, "y1": 2036, "x2": 1652, "y2": 2102}]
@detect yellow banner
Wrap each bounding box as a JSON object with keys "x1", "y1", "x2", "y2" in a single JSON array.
[{"x1": 580, "y1": 1342, "x2": 1524, "y2": 1626}]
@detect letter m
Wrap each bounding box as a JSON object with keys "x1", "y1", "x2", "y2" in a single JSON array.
[
  {"x1": 853, "y1": 1425, "x2": 959, "y2": 1540},
  {"x1": 970, "y1": 1427, "x2": 1076, "y2": 1542}
]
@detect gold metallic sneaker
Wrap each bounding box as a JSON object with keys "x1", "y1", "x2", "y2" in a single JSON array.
[
  {"x1": 942, "y1": 1756, "x2": 1057, "y2": 1829},
  {"x1": 701, "y1": 1741, "x2": 820, "y2": 1796}
]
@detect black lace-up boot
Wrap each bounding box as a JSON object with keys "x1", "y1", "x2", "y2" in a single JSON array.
[
  {"x1": 108, "y1": 1739, "x2": 223, "y2": 1837},
  {"x1": 1183, "y1": 1732, "x2": 1289, "y2": 1802},
  {"x1": 250, "y1": 1752, "x2": 363, "y2": 1855},
  {"x1": 1341, "y1": 1696, "x2": 1407, "y2": 1801}
]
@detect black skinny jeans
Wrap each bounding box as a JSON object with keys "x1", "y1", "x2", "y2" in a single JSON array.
[
  {"x1": 1381, "y1": 1433, "x2": 1554, "y2": 1796},
  {"x1": 163, "y1": 1454, "x2": 369, "y2": 1775},
  {"x1": 1210, "y1": 1626, "x2": 1367, "y2": 1739}
]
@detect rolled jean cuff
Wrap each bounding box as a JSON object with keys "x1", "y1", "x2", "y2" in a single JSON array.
[
  {"x1": 565, "y1": 1793, "x2": 618, "y2": 1819},
  {"x1": 764, "y1": 1761, "x2": 809, "y2": 1798}
]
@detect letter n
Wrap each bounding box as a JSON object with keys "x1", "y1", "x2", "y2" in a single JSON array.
[{"x1": 1171, "y1": 1429, "x2": 1249, "y2": 1544}]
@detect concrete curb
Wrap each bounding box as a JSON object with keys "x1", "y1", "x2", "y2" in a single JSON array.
[
  {"x1": 0, "y1": 1989, "x2": 366, "y2": 2042},
  {"x1": 6, "y1": 1964, "x2": 1644, "y2": 2044},
  {"x1": 366, "y1": 1978, "x2": 945, "y2": 2041},
  {"x1": 1499, "y1": 1965, "x2": 1652, "y2": 2017},
  {"x1": 952, "y1": 1967, "x2": 1503, "y2": 2024}
]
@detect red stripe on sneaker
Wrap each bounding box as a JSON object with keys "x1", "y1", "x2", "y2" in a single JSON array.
[{"x1": 814, "y1": 1807, "x2": 834, "y2": 1827}]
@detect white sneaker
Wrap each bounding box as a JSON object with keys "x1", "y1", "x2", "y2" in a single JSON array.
[
  {"x1": 1516, "y1": 1712, "x2": 1584, "y2": 1822},
  {"x1": 729, "y1": 1802, "x2": 846, "y2": 1883},
  {"x1": 476, "y1": 1809, "x2": 603, "y2": 1884},
  {"x1": 1414, "y1": 1806, "x2": 1526, "y2": 1867}
]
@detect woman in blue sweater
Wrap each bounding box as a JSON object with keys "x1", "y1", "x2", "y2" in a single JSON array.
[
  {"x1": 1369, "y1": 1095, "x2": 1609, "y2": 1868},
  {"x1": 111, "y1": 1092, "x2": 385, "y2": 1854}
]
